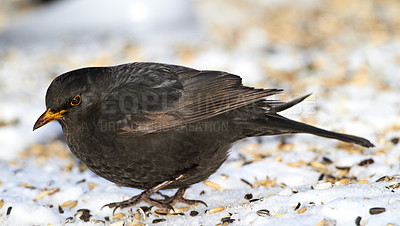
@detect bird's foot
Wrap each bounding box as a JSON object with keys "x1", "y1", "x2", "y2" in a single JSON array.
[
  {"x1": 102, "y1": 172, "x2": 203, "y2": 213},
  {"x1": 162, "y1": 187, "x2": 208, "y2": 207},
  {"x1": 102, "y1": 190, "x2": 174, "y2": 214}
]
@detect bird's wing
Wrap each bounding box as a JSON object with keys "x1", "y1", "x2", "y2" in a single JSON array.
[{"x1": 102, "y1": 63, "x2": 281, "y2": 135}]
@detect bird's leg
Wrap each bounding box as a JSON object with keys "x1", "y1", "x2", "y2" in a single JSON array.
[
  {"x1": 103, "y1": 174, "x2": 186, "y2": 213},
  {"x1": 161, "y1": 187, "x2": 208, "y2": 207}
]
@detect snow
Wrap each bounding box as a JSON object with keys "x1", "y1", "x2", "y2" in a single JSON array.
[{"x1": 1, "y1": 0, "x2": 400, "y2": 225}]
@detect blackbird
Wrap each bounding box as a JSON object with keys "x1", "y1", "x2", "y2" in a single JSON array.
[{"x1": 33, "y1": 62, "x2": 374, "y2": 211}]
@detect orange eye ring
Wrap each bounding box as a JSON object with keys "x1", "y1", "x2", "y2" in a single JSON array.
[{"x1": 71, "y1": 95, "x2": 81, "y2": 106}]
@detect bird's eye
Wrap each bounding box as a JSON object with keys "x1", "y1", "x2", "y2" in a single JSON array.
[{"x1": 70, "y1": 95, "x2": 81, "y2": 106}]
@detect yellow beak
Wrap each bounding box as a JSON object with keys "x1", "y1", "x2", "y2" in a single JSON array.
[{"x1": 33, "y1": 108, "x2": 68, "y2": 131}]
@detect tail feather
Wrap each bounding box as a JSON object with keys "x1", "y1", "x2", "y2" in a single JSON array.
[
  {"x1": 261, "y1": 93, "x2": 374, "y2": 148},
  {"x1": 265, "y1": 114, "x2": 374, "y2": 148},
  {"x1": 268, "y1": 93, "x2": 313, "y2": 113}
]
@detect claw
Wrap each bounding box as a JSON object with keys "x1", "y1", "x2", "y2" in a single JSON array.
[
  {"x1": 112, "y1": 207, "x2": 118, "y2": 215},
  {"x1": 101, "y1": 202, "x2": 121, "y2": 215},
  {"x1": 191, "y1": 199, "x2": 208, "y2": 207},
  {"x1": 162, "y1": 187, "x2": 208, "y2": 208}
]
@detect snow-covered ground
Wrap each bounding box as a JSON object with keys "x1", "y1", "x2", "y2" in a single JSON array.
[{"x1": 0, "y1": 0, "x2": 399, "y2": 225}]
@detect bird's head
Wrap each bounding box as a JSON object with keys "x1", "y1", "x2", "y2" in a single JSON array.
[{"x1": 33, "y1": 67, "x2": 103, "y2": 131}]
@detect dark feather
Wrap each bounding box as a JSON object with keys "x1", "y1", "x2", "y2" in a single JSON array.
[{"x1": 107, "y1": 64, "x2": 282, "y2": 135}]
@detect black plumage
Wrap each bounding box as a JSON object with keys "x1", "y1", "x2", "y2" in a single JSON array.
[{"x1": 34, "y1": 62, "x2": 374, "y2": 210}]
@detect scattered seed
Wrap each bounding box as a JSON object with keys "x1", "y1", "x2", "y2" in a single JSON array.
[
  {"x1": 242, "y1": 160, "x2": 254, "y2": 166},
  {"x1": 255, "y1": 176, "x2": 276, "y2": 188},
  {"x1": 221, "y1": 217, "x2": 235, "y2": 223},
  {"x1": 376, "y1": 176, "x2": 390, "y2": 182},
  {"x1": 104, "y1": 216, "x2": 110, "y2": 221},
  {"x1": 112, "y1": 213, "x2": 126, "y2": 219},
  {"x1": 355, "y1": 216, "x2": 367, "y2": 226},
  {"x1": 318, "y1": 174, "x2": 324, "y2": 181},
  {"x1": 35, "y1": 188, "x2": 60, "y2": 200},
  {"x1": 322, "y1": 157, "x2": 333, "y2": 164},
  {"x1": 338, "y1": 178, "x2": 351, "y2": 185},
  {"x1": 209, "y1": 206, "x2": 225, "y2": 213},
  {"x1": 190, "y1": 210, "x2": 199, "y2": 217},
  {"x1": 88, "y1": 182, "x2": 98, "y2": 190},
  {"x1": 0, "y1": 119, "x2": 18, "y2": 127},
  {"x1": 138, "y1": 206, "x2": 152, "y2": 214},
  {"x1": 76, "y1": 179, "x2": 86, "y2": 184},
  {"x1": 249, "y1": 198, "x2": 261, "y2": 203},
  {"x1": 61, "y1": 200, "x2": 78, "y2": 210},
  {"x1": 358, "y1": 158, "x2": 374, "y2": 166},
  {"x1": 92, "y1": 220, "x2": 106, "y2": 224},
  {"x1": 6, "y1": 206, "x2": 12, "y2": 215},
  {"x1": 220, "y1": 174, "x2": 229, "y2": 180},
  {"x1": 174, "y1": 207, "x2": 188, "y2": 213},
  {"x1": 369, "y1": 207, "x2": 386, "y2": 215},
  {"x1": 154, "y1": 209, "x2": 169, "y2": 216},
  {"x1": 310, "y1": 161, "x2": 326, "y2": 169},
  {"x1": 279, "y1": 187, "x2": 293, "y2": 195},
  {"x1": 75, "y1": 209, "x2": 91, "y2": 222},
  {"x1": 152, "y1": 218, "x2": 166, "y2": 224},
  {"x1": 137, "y1": 206, "x2": 150, "y2": 221},
  {"x1": 336, "y1": 166, "x2": 351, "y2": 170},
  {"x1": 200, "y1": 190, "x2": 206, "y2": 196},
  {"x1": 278, "y1": 142, "x2": 294, "y2": 151},
  {"x1": 316, "y1": 219, "x2": 327, "y2": 226},
  {"x1": 373, "y1": 146, "x2": 391, "y2": 155},
  {"x1": 109, "y1": 220, "x2": 124, "y2": 226},
  {"x1": 325, "y1": 175, "x2": 336, "y2": 183},
  {"x1": 244, "y1": 193, "x2": 253, "y2": 200},
  {"x1": 203, "y1": 181, "x2": 221, "y2": 190},
  {"x1": 0, "y1": 199, "x2": 3, "y2": 209},
  {"x1": 292, "y1": 187, "x2": 298, "y2": 193},
  {"x1": 274, "y1": 155, "x2": 282, "y2": 162},
  {"x1": 390, "y1": 137, "x2": 399, "y2": 145},
  {"x1": 297, "y1": 207, "x2": 307, "y2": 214},
  {"x1": 58, "y1": 205, "x2": 64, "y2": 214},
  {"x1": 272, "y1": 212, "x2": 284, "y2": 217},
  {"x1": 337, "y1": 168, "x2": 350, "y2": 178},
  {"x1": 65, "y1": 217, "x2": 73, "y2": 223},
  {"x1": 314, "y1": 182, "x2": 332, "y2": 190},
  {"x1": 388, "y1": 181, "x2": 400, "y2": 189},
  {"x1": 286, "y1": 162, "x2": 301, "y2": 167},
  {"x1": 62, "y1": 161, "x2": 74, "y2": 172},
  {"x1": 309, "y1": 202, "x2": 315, "y2": 206},
  {"x1": 19, "y1": 183, "x2": 35, "y2": 189},
  {"x1": 240, "y1": 178, "x2": 254, "y2": 188},
  {"x1": 294, "y1": 202, "x2": 301, "y2": 211},
  {"x1": 356, "y1": 180, "x2": 369, "y2": 184},
  {"x1": 266, "y1": 194, "x2": 276, "y2": 198},
  {"x1": 299, "y1": 160, "x2": 308, "y2": 166},
  {"x1": 256, "y1": 209, "x2": 270, "y2": 217}
]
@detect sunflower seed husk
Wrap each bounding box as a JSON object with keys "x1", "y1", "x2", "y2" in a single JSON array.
[
  {"x1": 369, "y1": 207, "x2": 386, "y2": 215},
  {"x1": 256, "y1": 209, "x2": 270, "y2": 217}
]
